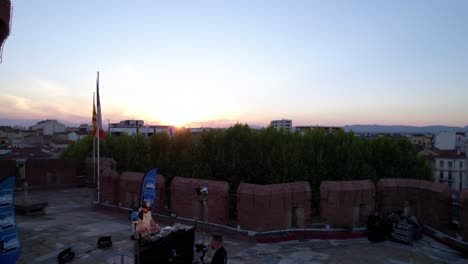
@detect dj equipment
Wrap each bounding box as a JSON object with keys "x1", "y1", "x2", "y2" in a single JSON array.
[
  {"x1": 136, "y1": 224, "x2": 195, "y2": 264},
  {"x1": 391, "y1": 220, "x2": 413, "y2": 245},
  {"x1": 193, "y1": 243, "x2": 208, "y2": 264},
  {"x1": 97, "y1": 236, "x2": 112, "y2": 249},
  {"x1": 57, "y1": 247, "x2": 75, "y2": 264}
]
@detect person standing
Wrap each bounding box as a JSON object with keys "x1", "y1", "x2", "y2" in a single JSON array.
[{"x1": 210, "y1": 234, "x2": 227, "y2": 264}]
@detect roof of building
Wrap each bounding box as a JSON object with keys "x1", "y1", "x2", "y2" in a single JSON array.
[
  {"x1": 0, "y1": 147, "x2": 54, "y2": 160},
  {"x1": 436, "y1": 150, "x2": 466, "y2": 159},
  {"x1": 51, "y1": 139, "x2": 73, "y2": 145}
]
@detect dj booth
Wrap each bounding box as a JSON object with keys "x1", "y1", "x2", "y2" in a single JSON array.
[{"x1": 136, "y1": 224, "x2": 195, "y2": 264}]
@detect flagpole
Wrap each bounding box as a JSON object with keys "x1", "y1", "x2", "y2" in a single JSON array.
[
  {"x1": 97, "y1": 127, "x2": 100, "y2": 202},
  {"x1": 93, "y1": 92, "x2": 96, "y2": 187},
  {"x1": 97, "y1": 72, "x2": 100, "y2": 203}
]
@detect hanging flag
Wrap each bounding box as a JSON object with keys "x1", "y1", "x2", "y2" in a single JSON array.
[
  {"x1": 96, "y1": 72, "x2": 104, "y2": 140},
  {"x1": 92, "y1": 93, "x2": 98, "y2": 138}
]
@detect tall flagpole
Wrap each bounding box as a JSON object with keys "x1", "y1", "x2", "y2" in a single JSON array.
[
  {"x1": 97, "y1": 72, "x2": 100, "y2": 203},
  {"x1": 93, "y1": 92, "x2": 96, "y2": 186},
  {"x1": 97, "y1": 125, "x2": 100, "y2": 202}
]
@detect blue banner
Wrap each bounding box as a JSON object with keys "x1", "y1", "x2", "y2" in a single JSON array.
[
  {"x1": 0, "y1": 176, "x2": 21, "y2": 264},
  {"x1": 140, "y1": 169, "x2": 157, "y2": 211}
]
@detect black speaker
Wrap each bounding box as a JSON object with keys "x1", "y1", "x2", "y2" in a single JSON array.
[
  {"x1": 57, "y1": 247, "x2": 75, "y2": 264},
  {"x1": 97, "y1": 236, "x2": 113, "y2": 249}
]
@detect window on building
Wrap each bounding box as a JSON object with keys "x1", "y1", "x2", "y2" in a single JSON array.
[
  {"x1": 440, "y1": 160, "x2": 444, "y2": 167},
  {"x1": 448, "y1": 172, "x2": 452, "y2": 180},
  {"x1": 448, "y1": 181, "x2": 452, "y2": 188},
  {"x1": 460, "y1": 161, "x2": 463, "y2": 168},
  {"x1": 448, "y1": 161, "x2": 453, "y2": 168},
  {"x1": 440, "y1": 171, "x2": 444, "y2": 179}
]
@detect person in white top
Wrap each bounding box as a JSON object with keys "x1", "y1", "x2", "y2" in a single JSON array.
[{"x1": 135, "y1": 201, "x2": 160, "y2": 237}]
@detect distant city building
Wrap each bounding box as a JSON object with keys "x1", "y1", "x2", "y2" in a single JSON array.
[
  {"x1": 270, "y1": 119, "x2": 292, "y2": 131},
  {"x1": 50, "y1": 139, "x2": 73, "y2": 150},
  {"x1": 434, "y1": 150, "x2": 468, "y2": 192},
  {"x1": 67, "y1": 131, "x2": 88, "y2": 142},
  {"x1": 294, "y1": 126, "x2": 343, "y2": 134},
  {"x1": 109, "y1": 120, "x2": 176, "y2": 137},
  {"x1": 435, "y1": 131, "x2": 466, "y2": 152},
  {"x1": 189, "y1": 127, "x2": 215, "y2": 135},
  {"x1": 408, "y1": 135, "x2": 433, "y2": 148},
  {"x1": 151, "y1": 125, "x2": 176, "y2": 136},
  {"x1": 112, "y1": 120, "x2": 144, "y2": 128},
  {"x1": 9, "y1": 134, "x2": 42, "y2": 148},
  {"x1": 30, "y1": 119, "x2": 66, "y2": 135}
]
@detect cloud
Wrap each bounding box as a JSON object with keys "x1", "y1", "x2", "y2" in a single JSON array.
[{"x1": 0, "y1": 78, "x2": 94, "y2": 123}]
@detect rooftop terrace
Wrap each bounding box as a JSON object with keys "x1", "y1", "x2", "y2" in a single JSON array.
[{"x1": 16, "y1": 188, "x2": 467, "y2": 264}]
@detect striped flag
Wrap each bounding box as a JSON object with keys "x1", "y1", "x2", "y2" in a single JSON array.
[
  {"x1": 92, "y1": 93, "x2": 98, "y2": 137},
  {"x1": 96, "y1": 72, "x2": 104, "y2": 140}
]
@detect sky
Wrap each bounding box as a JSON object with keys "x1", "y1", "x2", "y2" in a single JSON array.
[{"x1": 1, "y1": 0, "x2": 467, "y2": 128}]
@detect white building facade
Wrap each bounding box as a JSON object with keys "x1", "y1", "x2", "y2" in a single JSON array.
[
  {"x1": 109, "y1": 120, "x2": 176, "y2": 137},
  {"x1": 30, "y1": 120, "x2": 66, "y2": 135},
  {"x1": 435, "y1": 131, "x2": 466, "y2": 152},
  {"x1": 434, "y1": 150, "x2": 468, "y2": 192},
  {"x1": 270, "y1": 119, "x2": 292, "y2": 131}
]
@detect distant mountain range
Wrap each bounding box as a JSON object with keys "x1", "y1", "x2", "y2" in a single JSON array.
[
  {"x1": 343, "y1": 125, "x2": 468, "y2": 134},
  {"x1": 1, "y1": 118, "x2": 467, "y2": 135},
  {"x1": 0, "y1": 118, "x2": 81, "y2": 128}
]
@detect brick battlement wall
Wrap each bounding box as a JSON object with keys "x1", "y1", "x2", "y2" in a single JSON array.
[
  {"x1": 94, "y1": 164, "x2": 464, "y2": 241},
  {"x1": 237, "y1": 182, "x2": 311, "y2": 231},
  {"x1": 117, "y1": 171, "x2": 166, "y2": 212},
  {"x1": 377, "y1": 178, "x2": 452, "y2": 230},
  {"x1": 320, "y1": 180, "x2": 375, "y2": 228},
  {"x1": 25, "y1": 159, "x2": 85, "y2": 187},
  {"x1": 170, "y1": 176, "x2": 229, "y2": 225}
]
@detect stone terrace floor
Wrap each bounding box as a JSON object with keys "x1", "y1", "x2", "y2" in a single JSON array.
[{"x1": 15, "y1": 188, "x2": 468, "y2": 264}]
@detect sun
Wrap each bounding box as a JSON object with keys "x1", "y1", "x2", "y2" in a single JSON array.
[
  {"x1": 160, "y1": 113, "x2": 187, "y2": 127},
  {"x1": 170, "y1": 118, "x2": 186, "y2": 127}
]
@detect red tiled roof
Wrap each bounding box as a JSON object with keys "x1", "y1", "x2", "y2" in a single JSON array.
[
  {"x1": 52, "y1": 139, "x2": 73, "y2": 145},
  {"x1": 437, "y1": 150, "x2": 466, "y2": 159},
  {"x1": 0, "y1": 147, "x2": 54, "y2": 160}
]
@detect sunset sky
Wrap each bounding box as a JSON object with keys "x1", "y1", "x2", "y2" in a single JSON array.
[{"x1": 1, "y1": 0, "x2": 467, "y2": 128}]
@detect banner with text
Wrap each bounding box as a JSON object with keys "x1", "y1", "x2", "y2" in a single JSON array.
[{"x1": 0, "y1": 176, "x2": 21, "y2": 264}]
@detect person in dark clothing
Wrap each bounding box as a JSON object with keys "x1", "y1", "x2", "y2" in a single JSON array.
[
  {"x1": 210, "y1": 234, "x2": 227, "y2": 264},
  {"x1": 367, "y1": 211, "x2": 387, "y2": 242}
]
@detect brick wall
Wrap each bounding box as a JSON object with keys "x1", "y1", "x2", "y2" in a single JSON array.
[
  {"x1": 377, "y1": 178, "x2": 452, "y2": 230},
  {"x1": 170, "y1": 177, "x2": 229, "y2": 225},
  {"x1": 24, "y1": 159, "x2": 83, "y2": 186},
  {"x1": 460, "y1": 189, "x2": 468, "y2": 242},
  {"x1": 320, "y1": 180, "x2": 375, "y2": 228},
  {"x1": 237, "y1": 182, "x2": 311, "y2": 231},
  {"x1": 85, "y1": 157, "x2": 96, "y2": 185},
  {"x1": 117, "y1": 171, "x2": 166, "y2": 212},
  {"x1": 98, "y1": 159, "x2": 119, "y2": 205}
]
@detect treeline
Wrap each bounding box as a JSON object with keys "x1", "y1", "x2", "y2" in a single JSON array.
[{"x1": 60, "y1": 124, "x2": 432, "y2": 194}]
